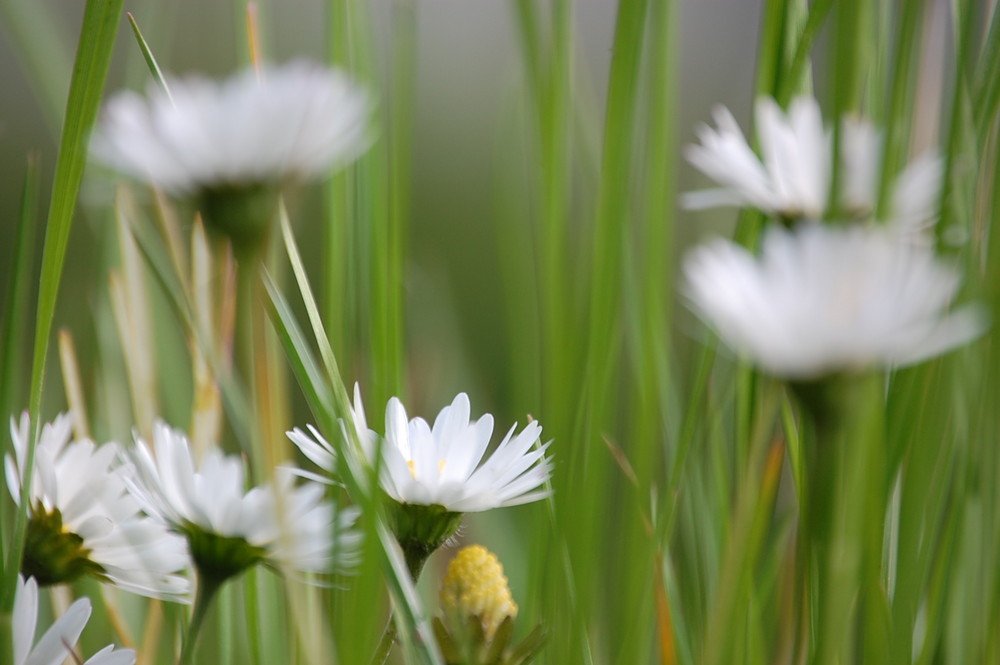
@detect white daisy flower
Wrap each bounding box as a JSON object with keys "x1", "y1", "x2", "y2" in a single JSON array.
[
  {"x1": 13, "y1": 575, "x2": 135, "y2": 665},
  {"x1": 378, "y1": 393, "x2": 552, "y2": 512},
  {"x1": 91, "y1": 61, "x2": 371, "y2": 196},
  {"x1": 4, "y1": 414, "x2": 190, "y2": 601},
  {"x1": 289, "y1": 386, "x2": 552, "y2": 514},
  {"x1": 683, "y1": 222, "x2": 985, "y2": 379},
  {"x1": 683, "y1": 95, "x2": 941, "y2": 232},
  {"x1": 125, "y1": 420, "x2": 360, "y2": 580}
]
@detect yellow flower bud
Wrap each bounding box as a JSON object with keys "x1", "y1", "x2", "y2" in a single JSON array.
[{"x1": 440, "y1": 545, "x2": 518, "y2": 641}]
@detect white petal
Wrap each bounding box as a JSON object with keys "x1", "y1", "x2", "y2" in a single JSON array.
[{"x1": 683, "y1": 222, "x2": 985, "y2": 378}]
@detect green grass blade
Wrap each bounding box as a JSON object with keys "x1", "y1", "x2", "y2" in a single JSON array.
[
  {"x1": 379, "y1": 0, "x2": 414, "y2": 401},
  {"x1": 828, "y1": 0, "x2": 869, "y2": 217},
  {"x1": 0, "y1": 0, "x2": 71, "y2": 132},
  {"x1": 1, "y1": 0, "x2": 124, "y2": 611},
  {"x1": 126, "y1": 12, "x2": 173, "y2": 99},
  {"x1": 777, "y1": 0, "x2": 833, "y2": 105},
  {"x1": 266, "y1": 232, "x2": 444, "y2": 665},
  {"x1": 570, "y1": 1, "x2": 649, "y2": 660},
  {"x1": 875, "y1": 0, "x2": 927, "y2": 220},
  {"x1": 937, "y1": 0, "x2": 982, "y2": 243},
  {"x1": 755, "y1": 0, "x2": 790, "y2": 98},
  {"x1": 615, "y1": 1, "x2": 679, "y2": 661},
  {"x1": 119, "y1": 203, "x2": 262, "y2": 461},
  {"x1": 0, "y1": 157, "x2": 40, "y2": 558},
  {"x1": 973, "y1": 2, "x2": 1000, "y2": 129}
]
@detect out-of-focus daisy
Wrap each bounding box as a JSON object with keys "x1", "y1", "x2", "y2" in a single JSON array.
[
  {"x1": 4, "y1": 414, "x2": 190, "y2": 601},
  {"x1": 13, "y1": 574, "x2": 135, "y2": 665},
  {"x1": 125, "y1": 420, "x2": 360, "y2": 581},
  {"x1": 289, "y1": 386, "x2": 551, "y2": 575},
  {"x1": 683, "y1": 222, "x2": 985, "y2": 380},
  {"x1": 683, "y1": 95, "x2": 941, "y2": 232},
  {"x1": 124, "y1": 421, "x2": 360, "y2": 658},
  {"x1": 91, "y1": 61, "x2": 372, "y2": 253}
]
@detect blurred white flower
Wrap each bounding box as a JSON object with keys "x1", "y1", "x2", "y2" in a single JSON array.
[
  {"x1": 683, "y1": 96, "x2": 941, "y2": 233},
  {"x1": 91, "y1": 61, "x2": 371, "y2": 196},
  {"x1": 290, "y1": 386, "x2": 552, "y2": 513},
  {"x1": 13, "y1": 574, "x2": 135, "y2": 665},
  {"x1": 126, "y1": 421, "x2": 360, "y2": 579},
  {"x1": 4, "y1": 414, "x2": 190, "y2": 601},
  {"x1": 683, "y1": 222, "x2": 985, "y2": 379}
]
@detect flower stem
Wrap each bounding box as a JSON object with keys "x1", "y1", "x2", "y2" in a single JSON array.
[
  {"x1": 180, "y1": 575, "x2": 225, "y2": 665},
  {"x1": 369, "y1": 545, "x2": 430, "y2": 664},
  {"x1": 798, "y1": 372, "x2": 885, "y2": 664},
  {"x1": 235, "y1": 255, "x2": 271, "y2": 484}
]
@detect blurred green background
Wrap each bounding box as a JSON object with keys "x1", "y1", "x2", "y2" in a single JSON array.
[{"x1": 0, "y1": 0, "x2": 762, "y2": 425}]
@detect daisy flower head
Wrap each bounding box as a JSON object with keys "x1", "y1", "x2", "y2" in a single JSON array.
[
  {"x1": 683, "y1": 95, "x2": 941, "y2": 232},
  {"x1": 4, "y1": 414, "x2": 190, "y2": 601},
  {"x1": 125, "y1": 420, "x2": 360, "y2": 584},
  {"x1": 13, "y1": 575, "x2": 135, "y2": 665},
  {"x1": 682, "y1": 222, "x2": 985, "y2": 381},
  {"x1": 376, "y1": 392, "x2": 552, "y2": 513},
  {"x1": 91, "y1": 60, "x2": 372, "y2": 254},
  {"x1": 288, "y1": 388, "x2": 552, "y2": 575}
]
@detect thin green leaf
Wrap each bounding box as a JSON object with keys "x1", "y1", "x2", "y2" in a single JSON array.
[
  {"x1": 0, "y1": 156, "x2": 39, "y2": 556},
  {"x1": 3, "y1": 0, "x2": 124, "y2": 611},
  {"x1": 0, "y1": 0, "x2": 71, "y2": 132},
  {"x1": 263, "y1": 254, "x2": 443, "y2": 665},
  {"x1": 126, "y1": 12, "x2": 173, "y2": 100}
]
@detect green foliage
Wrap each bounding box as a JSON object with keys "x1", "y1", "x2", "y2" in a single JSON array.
[{"x1": 1, "y1": 1, "x2": 999, "y2": 664}]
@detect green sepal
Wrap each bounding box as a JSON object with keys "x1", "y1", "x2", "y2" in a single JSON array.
[
  {"x1": 435, "y1": 612, "x2": 528, "y2": 665},
  {"x1": 197, "y1": 182, "x2": 281, "y2": 260},
  {"x1": 22, "y1": 506, "x2": 105, "y2": 586},
  {"x1": 483, "y1": 615, "x2": 514, "y2": 664},
  {"x1": 388, "y1": 501, "x2": 463, "y2": 577},
  {"x1": 433, "y1": 617, "x2": 462, "y2": 663},
  {"x1": 789, "y1": 371, "x2": 877, "y2": 436},
  {"x1": 181, "y1": 522, "x2": 266, "y2": 584}
]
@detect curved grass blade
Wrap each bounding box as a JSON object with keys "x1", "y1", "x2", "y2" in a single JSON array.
[{"x1": 266, "y1": 222, "x2": 444, "y2": 664}]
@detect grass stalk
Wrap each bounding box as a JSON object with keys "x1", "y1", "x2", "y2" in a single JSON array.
[
  {"x1": 571, "y1": 2, "x2": 649, "y2": 660},
  {"x1": 2, "y1": 0, "x2": 124, "y2": 611},
  {"x1": 828, "y1": 0, "x2": 868, "y2": 218},
  {"x1": 0, "y1": 0, "x2": 71, "y2": 133},
  {"x1": 875, "y1": 0, "x2": 927, "y2": 220},
  {"x1": 0, "y1": 157, "x2": 39, "y2": 551},
  {"x1": 937, "y1": 0, "x2": 983, "y2": 243},
  {"x1": 274, "y1": 212, "x2": 444, "y2": 665},
  {"x1": 615, "y1": 0, "x2": 679, "y2": 660}
]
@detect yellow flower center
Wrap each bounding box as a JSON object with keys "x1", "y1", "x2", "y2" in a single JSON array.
[
  {"x1": 406, "y1": 459, "x2": 448, "y2": 478},
  {"x1": 440, "y1": 544, "x2": 518, "y2": 641}
]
